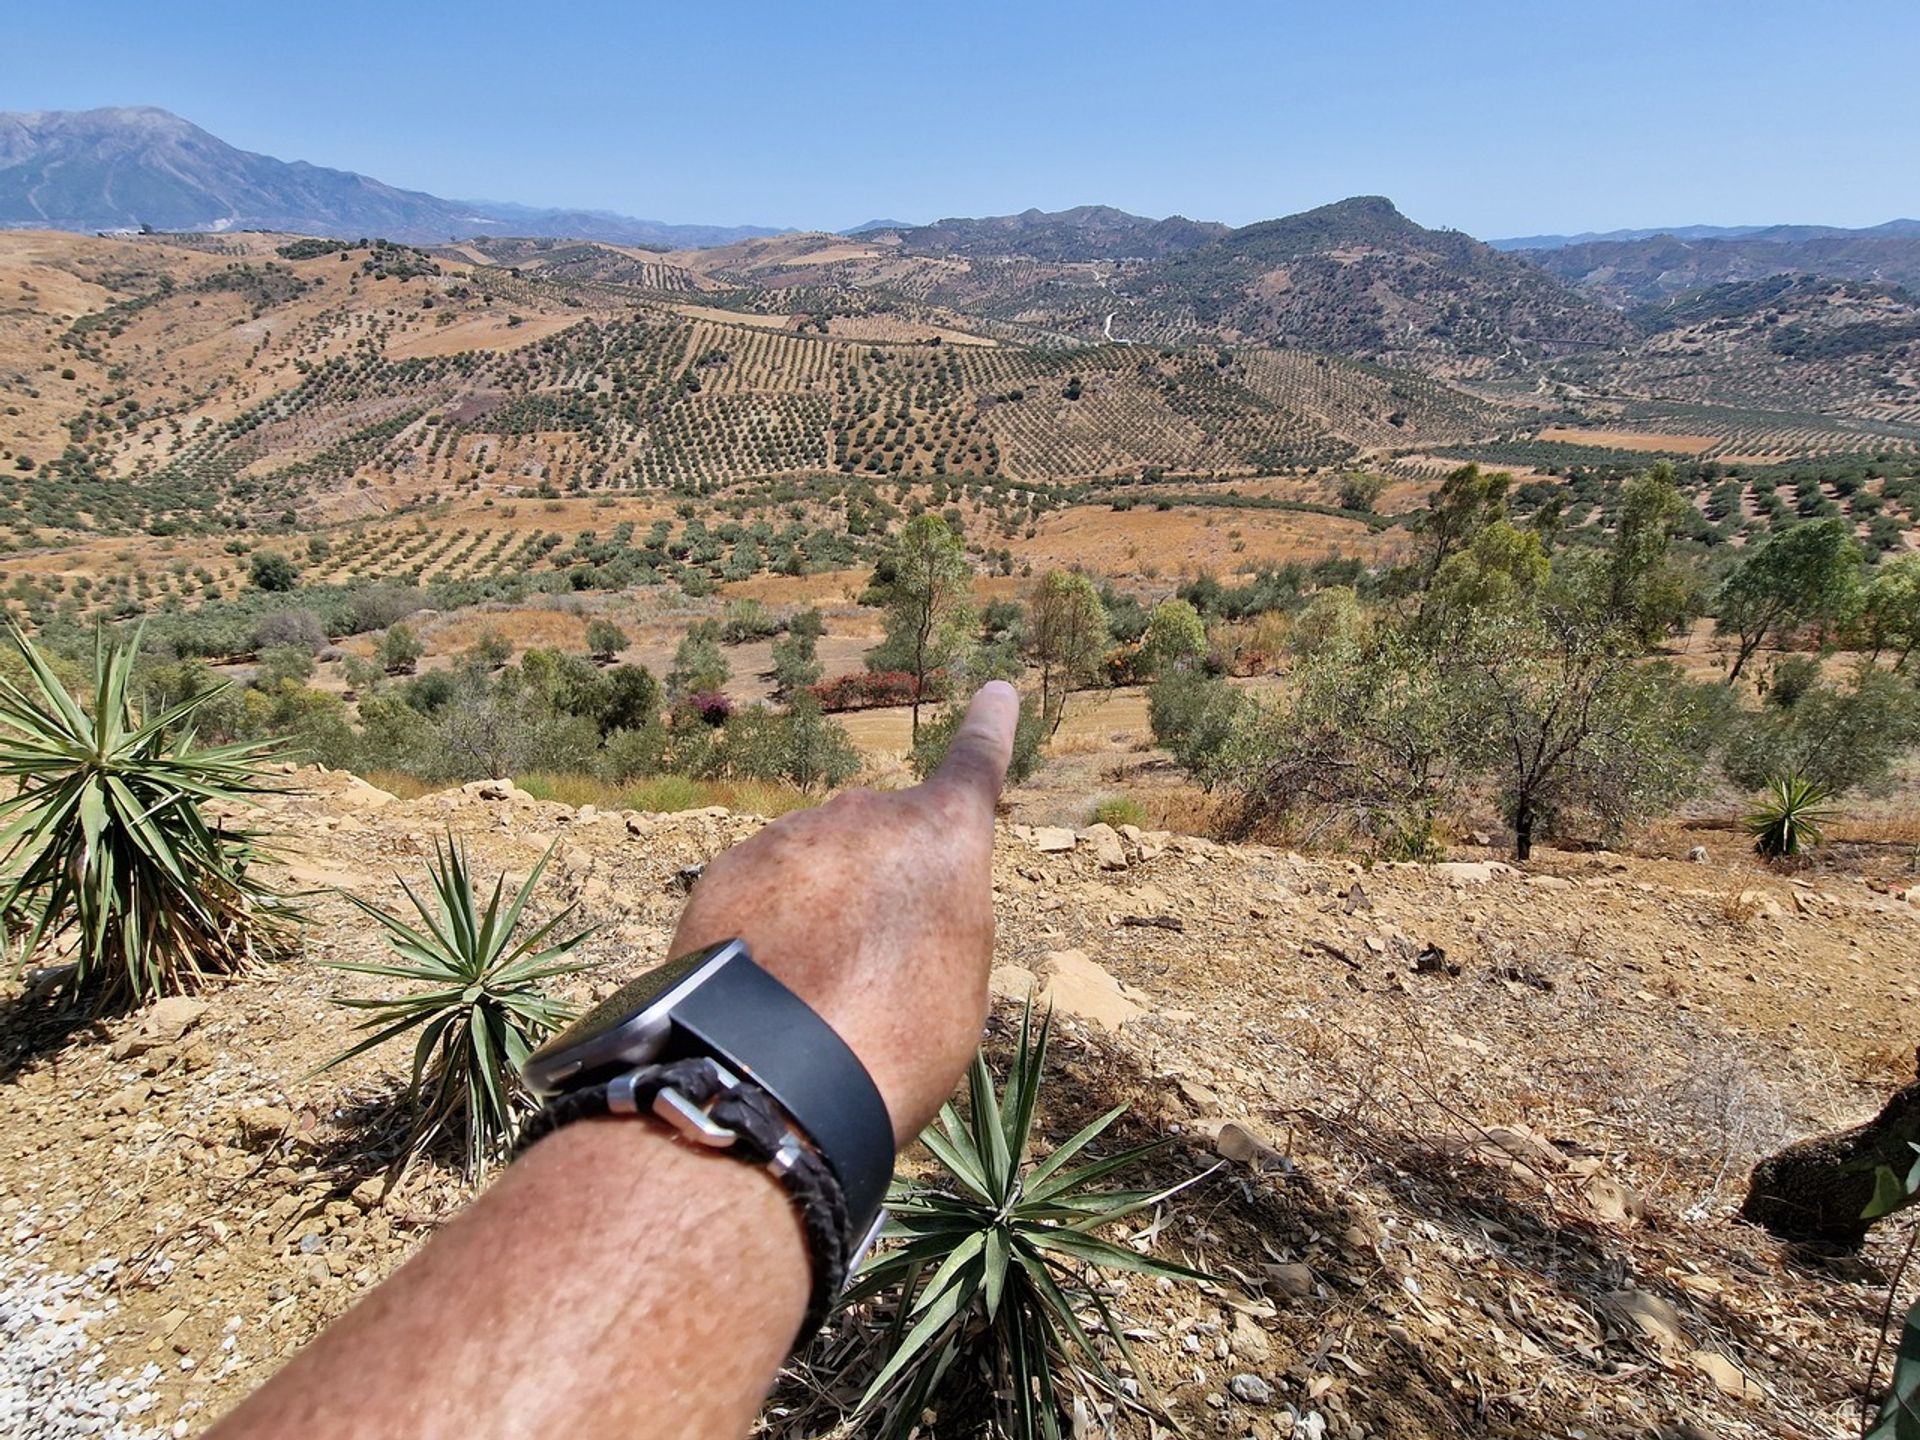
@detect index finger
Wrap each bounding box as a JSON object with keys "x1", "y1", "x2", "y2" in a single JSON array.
[{"x1": 925, "y1": 681, "x2": 1019, "y2": 812}]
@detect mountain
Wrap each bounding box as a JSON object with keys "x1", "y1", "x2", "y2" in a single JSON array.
[
  {"x1": 884, "y1": 205, "x2": 1231, "y2": 261},
  {"x1": 0, "y1": 106, "x2": 781, "y2": 248},
  {"x1": 1497, "y1": 220, "x2": 1920, "y2": 250},
  {"x1": 1554, "y1": 273, "x2": 1920, "y2": 420},
  {"x1": 841, "y1": 218, "x2": 917, "y2": 235},
  {"x1": 1520, "y1": 226, "x2": 1920, "y2": 306},
  {"x1": 1116, "y1": 196, "x2": 1633, "y2": 368},
  {"x1": 439, "y1": 199, "x2": 784, "y2": 250}
]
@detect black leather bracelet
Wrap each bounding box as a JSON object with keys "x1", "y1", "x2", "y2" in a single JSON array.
[{"x1": 513, "y1": 1055, "x2": 853, "y2": 1349}]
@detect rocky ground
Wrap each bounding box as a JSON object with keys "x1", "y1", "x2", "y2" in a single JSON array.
[{"x1": 3, "y1": 767, "x2": 1918, "y2": 1438}]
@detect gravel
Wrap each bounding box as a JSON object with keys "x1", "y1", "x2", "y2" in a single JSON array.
[{"x1": 1, "y1": 1211, "x2": 167, "y2": 1440}]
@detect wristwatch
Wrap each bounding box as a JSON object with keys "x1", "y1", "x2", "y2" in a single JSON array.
[{"x1": 516, "y1": 938, "x2": 895, "y2": 1346}]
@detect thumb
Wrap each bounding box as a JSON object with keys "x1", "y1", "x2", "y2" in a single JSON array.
[{"x1": 926, "y1": 681, "x2": 1019, "y2": 812}]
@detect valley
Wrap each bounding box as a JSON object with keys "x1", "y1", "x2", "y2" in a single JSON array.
[{"x1": 6, "y1": 92, "x2": 1920, "y2": 1440}]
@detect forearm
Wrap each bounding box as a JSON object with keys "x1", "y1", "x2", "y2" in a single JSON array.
[
  {"x1": 211, "y1": 684, "x2": 1019, "y2": 1439},
  {"x1": 209, "y1": 1121, "x2": 809, "y2": 1440}
]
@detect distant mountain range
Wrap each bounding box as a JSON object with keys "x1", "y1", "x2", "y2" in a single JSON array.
[
  {"x1": 0, "y1": 107, "x2": 784, "y2": 248},
  {"x1": 2, "y1": 104, "x2": 1915, "y2": 348},
  {"x1": 1494, "y1": 220, "x2": 1920, "y2": 251},
  {"x1": 1516, "y1": 227, "x2": 1920, "y2": 306},
  {"x1": 870, "y1": 205, "x2": 1233, "y2": 261}
]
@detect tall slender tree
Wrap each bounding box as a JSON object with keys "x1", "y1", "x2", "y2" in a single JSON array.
[
  {"x1": 866, "y1": 516, "x2": 974, "y2": 739},
  {"x1": 1027, "y1": 570, "x2": 1107, "y2": 736}
]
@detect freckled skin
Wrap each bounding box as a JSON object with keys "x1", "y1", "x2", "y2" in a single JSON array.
[{"x1": 208, "y1": 682, "x2": 1019, "y2": 1440}]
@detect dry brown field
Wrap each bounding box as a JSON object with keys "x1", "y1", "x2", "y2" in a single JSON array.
[{"x1": 1538, "y1": 427, "x2": 1721, "y2": 454}]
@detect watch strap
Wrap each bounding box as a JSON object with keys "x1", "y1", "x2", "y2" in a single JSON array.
[
  {"x1": 514, "y1": 1056, "x2": 851, "y2": 1348},
  {"x1": 665, "y1": 948, "x2": 895, "y2": 1231}
]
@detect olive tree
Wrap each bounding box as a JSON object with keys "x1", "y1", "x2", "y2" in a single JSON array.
[
  {"x1": 770, "y1": 609, "x2": 825, "y2": 696},
  {"x1": 1208, "y1": 627, "x2": 1479, "y2": 856},
  {"x1": 865, "y1": 515, "x2": 974, "y2": 739},
  {"x1": 1714, "y1": 517, "x2": 1861, "y2": 682},
  {"x1": 1027, "y1": 569, "x2": 1107, "y2": 735},
  {"x1": 1458, "y1": 611, "x2": 1718, "y2": 860},
  {"x1": 1139, "y1": 598, "x2": 1207, "y2": 677},
  {"x1": 667, "y1": 620, "x2": 730, "y2": 698},
  {"x1": 1858, "y1": 553, "x2": 1920, "y2": 667},
  {"x1": 584, "y1": 618, "x2": 629, "y2": 665}
]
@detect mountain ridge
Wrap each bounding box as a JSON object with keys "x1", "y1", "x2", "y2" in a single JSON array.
[
  {"x1": 1494, "y1": 219, "x2": 1920, "y2": 250},
  {"x1": 1523, "y1": 227, "x2": 1920, "y2": 306},
  {"x1": 0, "y1": 106, "x2": 783, "y2": 249},
  {"x1": 882, "y1": 204, "x2": 1232, "y2": 261}
]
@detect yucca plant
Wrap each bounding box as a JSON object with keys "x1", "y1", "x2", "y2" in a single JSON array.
[
  {"x1": 1745, "y1": 773, "x2": 1837, "y2": 860},
  {"x1": 323, "y1": 835, "x2": 591, "y2": 1177},
  {"x1": 845, "y1": 1001, "x2": 1211, "y2": 1440},
  {"x1": 0, "y1": 624, "x2": 291, "y2": 1008}
]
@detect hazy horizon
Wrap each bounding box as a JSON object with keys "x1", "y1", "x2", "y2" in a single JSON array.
[{"x1": 12, "y1": 0, "x2": 1916, "y2": 237}]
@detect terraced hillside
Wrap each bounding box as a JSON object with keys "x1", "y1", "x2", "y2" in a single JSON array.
[
  {"x1": 0, "y1": 229, "x2": 1509, "y2": 544},
  {"x1": 7, "y1": 213, "x2": 1920, "y2": 567}
]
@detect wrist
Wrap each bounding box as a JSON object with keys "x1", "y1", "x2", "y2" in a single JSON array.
[{"x1": 521, "y1": 1114, "x2": 811, "y2": 1312}]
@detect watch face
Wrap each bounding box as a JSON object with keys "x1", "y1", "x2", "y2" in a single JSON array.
[{"x1": 522, "y1": 939, "x2": 739, "y2": 1093}]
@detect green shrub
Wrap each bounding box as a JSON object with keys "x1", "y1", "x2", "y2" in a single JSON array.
[
  {"x1": 463, "y1": 627, "x2": 513, "y2": 672},
  {"x1": 249, "y1": 550, "x2": 299, "y2": 592},
  {"x1": 720, "y1": 697, "x2": 861, "y2": 789},
  {"x1": 667, "y1": 621, "x2": 730, "y2": 696},
  {"x1": 323, "y1": 835, "x2": 590, "y2": 1177},
  {"x1": 1745, "y1": 774, "x2": 1836, "y2": 859},
  {"x1": 1090, "y1": 795, "x2": 1146, "y2": 829},
  {"x1": 1727, "y1": 664, "x2": 1920, "y2": 798},
  {"x1": 910, "y1": 694, "x2": 1046, "y2": 785},
  {"x1": 719, "y1": 599, "x2": 782, "y2": 644},
  {"x1": 1146, "y1": 666, "x2": 1243, "y2": 779},
  {"x1": 1338, "y1": 472, "x2": 1388, "y2": 512},
  {"x1": 847, "y1": 1000, "x2": 1207, "y2": 1439},
  {"x1": 770, "y1": 610, "x2": 825, "y2": 694},
  {"x1": 1761, "y1": 654, "x2": 1821, "y2": 708},
  {"x1": 0, "y1": 625, "x2": 294, "y2": 1008},
  {"x1": 1138, "y1": 598, "x2": 1206, "y2": 678},
  {"x1": 600, "y1": 723, "x2": 671, "y2": 783},
  {"x1": 255, "y1": 644, "x2": 314, "y2": 688},
  {"x1": 378, "y1": 623, "x2": 423, "y2": 676}
]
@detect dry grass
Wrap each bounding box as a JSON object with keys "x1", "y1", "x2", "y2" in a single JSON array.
[
  {"x1": 1537, "y1": 427, "x2": 1719, "y2": 454},
  {"x1": 426, "y1": 607, "x2": 591, "y2": 654},
  {"x1": 385, "y1": 313, "x2": 583, "y2": 360},
  {"x1": 721, "y1": 569, "x2": 871, "y2": 607},
  {"x1": 1142, "y1": 784, "x2": 1223, "y2": 836},
  {"x1": 1715, "y1": 888, "x2": 1770, "y2": 928},
  {"x1": 663, "y1": 303, "x2": 795, "y2": 329},
  {"x1": 1830, "y1": 814, "x2": 1920, "y2": 847},
  {"x1": 1011, "y1": 502, "x2": 1388, "y2": 580}
]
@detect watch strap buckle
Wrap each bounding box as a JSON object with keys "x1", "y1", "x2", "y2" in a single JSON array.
[
  {"x1": 652, "y1": 1084, "x2": 740, "y2": 1148},
  {"x1": 608, "y1": 1057, "x2": 746, "y2": 1150}
]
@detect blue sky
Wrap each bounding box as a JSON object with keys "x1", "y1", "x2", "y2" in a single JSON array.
[{"x1": 12, "y1": 0, "x2": 1916, "y2": 237}]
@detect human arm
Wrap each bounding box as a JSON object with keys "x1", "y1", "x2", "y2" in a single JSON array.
[{"x1": 207, "y1": 681, "x2": 1019, "y2": 1440}]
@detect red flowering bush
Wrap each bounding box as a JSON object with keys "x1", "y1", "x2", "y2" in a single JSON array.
[
  {"x1": 684, "y1": 690, "x2": 734, "y2": 726},
  {"x1": 808, "y1": 669, "x2": 951, "y2": 713}
]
